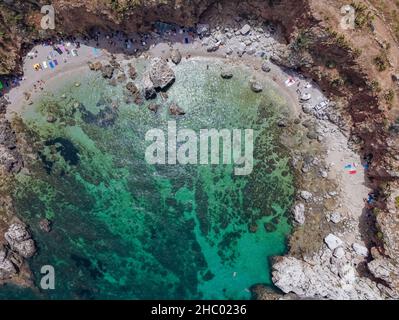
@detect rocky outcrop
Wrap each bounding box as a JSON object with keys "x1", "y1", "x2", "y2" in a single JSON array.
[
  {"x1": 101, "y1": 64, "x2": 114, "y2": 79},
  {"x1": 0, "y1": 247, "x2": 17, "y2": 280},
  {"x1": 0, "y1": 113, "x2": 23, "y2": 173},
  {"x1": 5, "y1": 223, "x2": 36, "y2": 259},
  {"x1": 142, "y1": 72, "x2": 157, "y2": 100},
  {"x1": 272, "y1": 255, "x2": 382, "y2": 299},
  {"x1": 149, "y1": 58, "x2": 175, "y2": 89}
]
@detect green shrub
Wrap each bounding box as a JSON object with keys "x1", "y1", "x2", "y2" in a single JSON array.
[
  {"x1": 384, "y1": 89, "x2": 395, "y2": 105},
  {"x1": 351, "y1": 2, "x2": 375, "y2": 29},
  {"x1": 373, "y1": 53, "x2": 389, "y2": 71},
  {"x1": 294, "y1": 31, "x2": 312, "y2": 50}
]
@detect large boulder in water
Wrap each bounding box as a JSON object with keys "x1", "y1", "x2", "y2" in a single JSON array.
[
  {"x1": 88, "y1": 61, "x2": 102, "y2": 71},
  {"x1": 128, "y1": 64, "x2": 137, "y2": 80},
  {"x1": 149, "y1": 57, "x2": 175, "y2": 89},
  {"x1": 126, "y1": 82, "x2": 139, "y2": 95},
  {"x1": 101, "y1": 64, "x2": 114, "y2": 79},
  {"x1": 142, "y1": 72, "x2": 157, "y2": 100},
  {"x1": 250, "y1": 80, "x2": 263, "y2": 93},
  {"x1": 170, "y1": 49, "x2": 182, "y2": 65}
]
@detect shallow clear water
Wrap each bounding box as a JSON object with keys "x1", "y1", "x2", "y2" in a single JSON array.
[{"x1": 3, "y1": 59, "x2": 294, "y2": 299}]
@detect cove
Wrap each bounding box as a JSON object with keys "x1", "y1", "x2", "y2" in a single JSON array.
[{"x1": 5, "y1": 58, "x2": 295, "y2": 299}]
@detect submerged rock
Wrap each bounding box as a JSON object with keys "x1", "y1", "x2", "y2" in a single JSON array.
[
  {"x1": 250, "y1": 81, "x2": 263, "y2": 93},
  {"x1": 277, "y1": 119, "x2": 288, "y2": 127},
  {"x1": 149, "y1": 57, "x2": 175, "y2": 89},
  {"x1": 220, "y1": 69, "x2": 233, "y2": 79},
  {"x1": 47, "y1": 115, "x2": 57, "y2": 123},
  {"x1": 101, "y1": 64, "x2": 114, "y2": 79},
  {"x1": 148, "y1": 103, "x2": 160, "y2": 113},
  {"x1": 143, "y1": 73, "x2": 156, "y2": 100},
  {"x1": 128, "y1": 64, "x2": 137, "y2": 80},
  {"x1": 264, "y1": 222, "x2": 277, "y2": 233},
  {"x1": 39, "y1": 219, "x2": 52, "y2": 233},
  {"x1": 88, "y1": 61, "x2": 102, "y2": 71},
  {"x1": 169, "y1": 103, "x2": 185, "y2": 116},
  {"x1": 116, "y1": 72, "x2": 127, "y2": 83},
  {"x1": 261, "y1": 62, "x2": 271, "y2": 72},
  {"x1": 126, "y1": 82, "x2": 139, "y2": 95}
]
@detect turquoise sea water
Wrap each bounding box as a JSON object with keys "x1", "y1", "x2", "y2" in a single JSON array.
[{"x1": 2, "y1": 59, "x2": 294, "y2": 299}]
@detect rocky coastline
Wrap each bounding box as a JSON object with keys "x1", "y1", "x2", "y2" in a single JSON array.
[{"x1": 0, "y1": 0, "x2": 398, "y2": 299}]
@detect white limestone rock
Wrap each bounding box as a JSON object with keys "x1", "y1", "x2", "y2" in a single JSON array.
[
  {"x1": 149, "y1": 57, "x2": 175, "y2": 89},
  {"x1": 5, "y1": 223, "x2": 36, "y2": 259},
  {"x1": 293, "y1": 203, "x2": 305, "y2": 224},
  {"x1": 240, "y1": 24, "x2": 251, "y2": 35},
  {"x1": 328, "y1": 212, "x2": 342, "y2": 224},
  {"x1": 352, "y1": 243, "x2": 369, "y2": 257},
  {"x1": 300, "y1": 190, "x2": 312, "y2": 202},
  {"x1": 333, "y1": 247, "x2": 345, "y2": 259},
  {"x1": 272, "y1": 256, "x2": 383, "y2": 299},
  {"x1": 324, "y1": 234, "x2": 343, "y2": 250}
]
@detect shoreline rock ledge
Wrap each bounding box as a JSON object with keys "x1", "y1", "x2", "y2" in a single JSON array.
[{"x1": 272, "y1": 255, "x2": 383, "y2": 299}]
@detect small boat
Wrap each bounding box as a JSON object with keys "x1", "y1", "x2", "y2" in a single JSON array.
[{"x1": 49, "y1": 61, "x2": 55, "y2": 69}]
